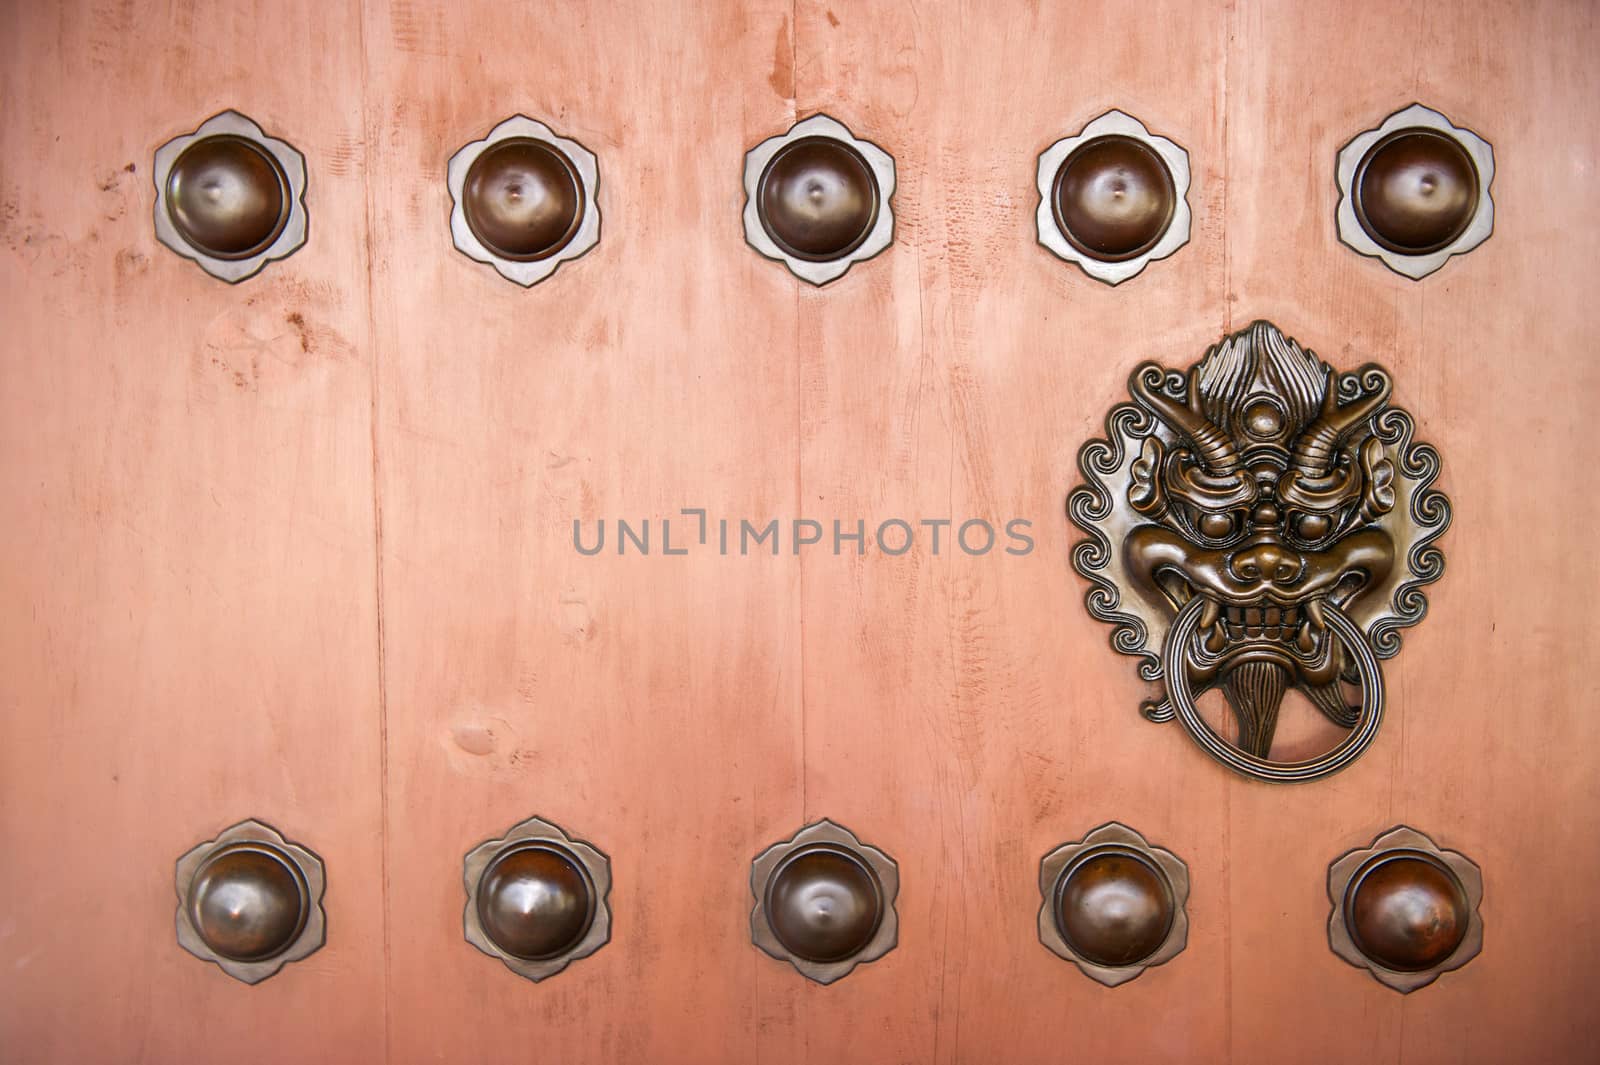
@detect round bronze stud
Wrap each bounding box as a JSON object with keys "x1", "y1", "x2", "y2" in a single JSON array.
[
  {"x1": 1037, "y1": 823, "x2": 1189, "y2": 987},
  {"x1": 750, "y1": 819, "x2": 899, "y2": 984},
  {"x1": 187, "y1": 843, "x2": 310, "y2": 962},
  {"x1": 758, "y1": 137, "x2": 880, "y2": 262},
  {"x1": 1353, "y1": 129, "x2": 1480, "y2": 255},
  {"x1": 1327, "y1": 826, "x2": 1484, "y2": 992},
  {"x1": 1053, "y1": 847, "x2": 1176, "y2": 967},
  {"x1": 476, "y1": 843, "x2": 596, "y2": 961},
  {"x1": 1344, "y1": 852, "x2": 1470, "y2": 973},
  {"x1": 1052, "y1": 136, "x2": 1176, "y2": 262},
  {"x1": 152, "y1": 111, "x2": 308, "y2": 283},
  {"x1": 175, "y1": 819, "x2": 327, "y2": 984},
  {"x1": 167, "y1": 135, "x2": 291, "y2": 260},
  {"x1": 742, "y1": 114, "x2": 897, "y2": 286},
  {"x1": 462, "y1": 139, "x2": 585, "y2": 262},
  {"x1": 1335, "y1": 103, "x2": 1494, "y2": 280},
  {"x1": 764, "y1": 845, "x2": 884, "y2": 963},
  {"x1": 1035, "y1": 110, "x2": 1191, "y2": 285},
  {"x1": 447, "y1": 116, "x2": 602, "y2": 288},
  {"x1": 463, "y1": 815, "x2": 612, "y2": 982}
]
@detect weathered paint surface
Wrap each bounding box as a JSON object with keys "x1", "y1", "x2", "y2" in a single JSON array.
[{"x1": 2, "y1": 1, "x2": 1597, "y2": 1062}]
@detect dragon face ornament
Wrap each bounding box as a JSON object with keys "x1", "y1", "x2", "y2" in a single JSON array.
[{"x1": 1069, "y1": 322, "x2": 1450, "y2": 782}]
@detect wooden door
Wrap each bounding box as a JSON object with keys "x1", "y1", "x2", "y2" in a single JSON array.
[{"x1": 3, "y1": 1, "x2": 1597, "y2": 1062}]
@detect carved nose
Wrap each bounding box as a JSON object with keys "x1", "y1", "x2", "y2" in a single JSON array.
[{"x1": 1229, "y1": 543, "x2": 1301, "y2": 584}]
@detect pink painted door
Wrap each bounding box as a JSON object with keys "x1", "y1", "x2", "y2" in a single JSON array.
[{"x1": 2, "y1": 1, "x2": 1597, "y2": 1062}]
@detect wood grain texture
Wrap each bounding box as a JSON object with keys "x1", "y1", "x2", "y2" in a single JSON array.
[
  {"x1": 1219, "y1": 2, "x2": 1600, "y2": 1062},
  {"x1": 0, "y1": 1, "x2": 385, "y2": 1063},
  {"x1": 362, "y1": 1, "x2": 806, "y2": 1061},
  {"x1": 773, "y1": 2, "x2": 1236, "y2": 1061},
  {"x1": 1, "y1": 0, "x2": 1597, "y2": 1063}
]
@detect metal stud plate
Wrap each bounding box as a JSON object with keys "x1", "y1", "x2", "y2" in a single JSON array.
[
  {"x1": 1036, "y1": 110, "x2": 1191, "y2": 285},
  {"x1": 742, "y1": 114, "x2": 896, "y2": 286},
  {"x1": 1037, "y1": 822, "x2": 1189, "y2": 987},
  {"x1": 152, "y1": 111, "x2": 308, "y2": 283},
  {"x1": 448, "y1": 116, "x2": 601, "y2": 287},
  {"x1": 462, "y1": 815, "x2": 612, "y2": 982},
  {"x1": 1336, "y1": 103, "x2": 1494, "y2": 279},
  {"x1": 1327, "y1": 826, "x2": 1484, "y2": 992},
  {"x1": 174, "y1": 819, "x2": 326, "y2": 984},
  {"x1": 750, "y1": 819, "x2": 898, "y2": 983}
]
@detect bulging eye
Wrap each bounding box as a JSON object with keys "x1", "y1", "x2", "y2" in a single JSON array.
[
  {"x1": 1199, "y1": 512, "x2": 1236, "y2": 539},
  {"x1": 1295, "y1": 513, "x2": 1332, "y2": 541}
]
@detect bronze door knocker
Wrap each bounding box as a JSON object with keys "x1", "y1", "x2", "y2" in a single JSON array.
[{"x1": 1069, "y1": 321, "x2": 1450, "y2": 782}]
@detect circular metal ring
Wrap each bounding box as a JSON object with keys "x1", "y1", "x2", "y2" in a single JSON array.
[
  {"x1": 1161, "y1": 594, "x2": 1385, "y2": 783},
  {"x1": 462, "y1": 815, "x2": 612, "y2": 982},
  {"x1": 174, "y1": 819, "x2": 326, "y2": 984},
  {"x1": 448, "y1": 116, "x2": 601, "y2": 287},
  {"x1": 152, "y1": 111, "x2": 308, "y2": 283}
]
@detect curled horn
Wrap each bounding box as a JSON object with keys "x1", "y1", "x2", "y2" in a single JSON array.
[
  {"x1": 1292, "y1": 366, "x2": 1392, "y2": 475},
  {"x1": 1129, "y1": 364, "x2": 1241, "y2": 475}
]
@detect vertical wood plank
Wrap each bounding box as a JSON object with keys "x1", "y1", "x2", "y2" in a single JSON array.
[
  {"x1": 1222, "y1": 1, "x2": 1600, "y2": 1062},
  {"x1": 361, "y1": 1, "x2": 803, "y2": 1061},
  {"x1": 0, "y1": 1, "x2": 385, "y2": 1061},
  {"x1": 767, "y1": 2, "x2": 1234, "y2": 1062}
]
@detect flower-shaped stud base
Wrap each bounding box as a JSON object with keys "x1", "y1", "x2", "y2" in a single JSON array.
[
  {"x1": 1327, "y1": 825, "x2": 1483, "y2": 992},
  {"x1": 448, "y1": 116, "x2": 601, "y2": 287},
  {"x1": 750, "y1": 819, "x2": 898, "y2": 984},
  {"x1": 1336, "y1": 104, "x2": 1494, "y2": 280},
  {"x1": 1037, "y1": 822, "x2": 1189, "y2": 987},
  {"x1": 175, "y1": 819, "x2": 326, "y2": 984},
  {"x1": 1036, "y1": 110, "x2": 1191, "y2": 285},
  {"x1": 743, "y1": 115, "x2": 896, "y2": 286},
  {"x1": 153, "y1": 111, "x2": 308, "y2": 283},
  {"x1": 463, "y1": 815, "x2": 611, "y2": 982}
]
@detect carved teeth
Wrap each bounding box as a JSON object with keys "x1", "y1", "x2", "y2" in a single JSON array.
[
  {"x1": 1207, "y1": 597, "x2": 1329, "y2": 652},
  {"x1": 1296, "y1": 598, "x2": 1327, "y2": 653},
  {"x1": 1163, "y1": 574, "x2": 1194, "y2": 608},
  {"x1": 1198, "y1": 596, "x2": 1225, "y2": 653},
  {"x1": 1297, "y1": 620, "x2": 1316, "y2": 653}
]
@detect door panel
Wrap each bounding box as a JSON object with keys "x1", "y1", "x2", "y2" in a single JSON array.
[
  {"x1": 0, "y1": 1, "x2": 385, "y2": 1061},
  {"x1": 775, "y1": 2, "x2": 1235, "y2": 1061},
  {"x1": 2, "y1": 1, "x2": 1597, "y2": 1063},
  {"x1": 1218, "y1": 4, "x2": 1600, "y2": 1060},
  {"x1": 362, "y1": 1, "x2": 807, "y2": 1060}
]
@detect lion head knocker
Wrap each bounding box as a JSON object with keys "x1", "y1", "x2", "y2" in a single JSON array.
[{"x1": 1069, "y1": 321, "x2": 1450, "y2": 782}]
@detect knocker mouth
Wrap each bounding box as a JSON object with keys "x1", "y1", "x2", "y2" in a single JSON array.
[
  {"x1": 1135, "y1": 530, "x2": 1393, "y2": 767},
  {"x1": 1129, "y1": 523, "x2": 1396, "y2": 693},
  {"x1": 1193, "y1": 598, "x2": 1332, "y2": 677},
  {"x1": 1157, "y1": 576, "x2": 1365, "y2": 689},
  {"x1": 1158, "y1": 591, "x2": 1387, "y2": 783}
]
